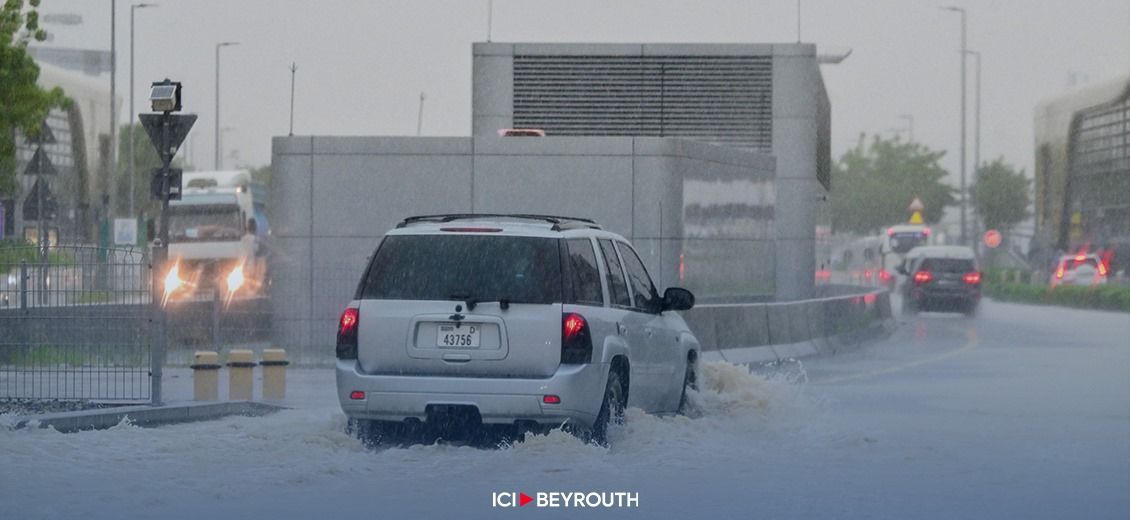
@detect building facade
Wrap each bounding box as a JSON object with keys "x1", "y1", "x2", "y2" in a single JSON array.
[
  {"x1": 1034, "y1": 76, "x2": 1130, "y2": 273},
  {"x1": 472, "y1": 43, "x2": 832, "y2": 299}
]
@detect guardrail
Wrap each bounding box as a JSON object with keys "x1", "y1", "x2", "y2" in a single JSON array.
[{"x1": 682, "y1": 289, "x2": 894, "y2": 359}]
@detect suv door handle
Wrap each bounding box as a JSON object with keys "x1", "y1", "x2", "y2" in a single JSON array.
[
  {"x1": 644, "y1": 327, "x2": 653, "y2": 337},
  {"x1": 617, "y1": 323, "x2": 626, "y2": 336}
]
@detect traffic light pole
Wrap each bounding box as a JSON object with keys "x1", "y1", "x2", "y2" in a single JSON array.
[
  {"x1": 140, "y1": 79, "x2": 195, "y2": 406},
  {"x1": 150, "y1": 114, "x2": 173, "y2": 406}
]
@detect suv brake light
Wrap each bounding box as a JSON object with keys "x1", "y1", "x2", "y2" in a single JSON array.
[
  {"x1": 337, "y1": 307, "x2": 359, "y2": 359},
  {"x1": 1098, "y1": 262, "x2": 1108, "y2": 276},
  {"x1": 913, "y1": 271, "x2": 933, "y2": 285},
  {"x1": 1055, "y1": 263, "x2": 1066, "y2": 279},
  {"x1": 561, "y1": 313, "x2": 592, "y2": 364},
  {"x1": 963, "y1": 271, "x2": 981, "y2": 285}
]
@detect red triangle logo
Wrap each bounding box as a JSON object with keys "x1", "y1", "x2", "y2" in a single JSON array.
[{"x1": 519, "y1": 493, "x2": 533, "y2": 507}]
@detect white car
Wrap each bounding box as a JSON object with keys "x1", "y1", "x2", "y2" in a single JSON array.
[
  {"x1": 336, "y1": 214, "x2": 700, "y2": 446},
  {"x1": 1051, "y1": 254, "x2": 1109, "y2": 288}
]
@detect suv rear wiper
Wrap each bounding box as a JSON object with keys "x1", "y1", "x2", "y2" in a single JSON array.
[{"x1": 449, "y1": 294, "x2": 510, "y2": 311}]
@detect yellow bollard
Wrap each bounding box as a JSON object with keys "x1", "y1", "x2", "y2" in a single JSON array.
[
  {"x1": 227, "y1": 349, "x2": 256, "y2": 401},
  {"x1": 191, "y1": 351, "x2": 220, "y2": 401},
  {"x1": 260, "y1": 348, "x2": 289, "y2": 401}
]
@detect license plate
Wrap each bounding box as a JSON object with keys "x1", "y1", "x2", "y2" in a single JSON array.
[{"x1": 437, "y1": 323, "x2": 481, "y2": 348}]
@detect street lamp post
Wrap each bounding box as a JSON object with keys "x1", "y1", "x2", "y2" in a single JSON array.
[
  {"x1": 109, "y1": 1, "x2": 117, "y2": 216},
  {"x1": 214, "y1": 41, "x2": 239, "y2": 170},
  {"x1": 962, "y1": 49, "x2": 981, "y2": 181},
  {"x1": 128, "y1": 3, "x2": 157, "y2": 218},
  {"x1": 941, "y1": 5, "x2": 968, "y2": 246}
]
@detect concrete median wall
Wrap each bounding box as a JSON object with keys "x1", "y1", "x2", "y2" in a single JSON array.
[{"x1": 683, "y1": 289, "x2": 893, "y2": 363}]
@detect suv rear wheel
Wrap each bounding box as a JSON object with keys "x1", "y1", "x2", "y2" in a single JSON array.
[{"x1": 591, "y1": 369, "x2": 626, "y2": 446}]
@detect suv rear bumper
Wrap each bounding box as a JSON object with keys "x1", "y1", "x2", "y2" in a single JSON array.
[{"x1": 336, "y1": 360, "x2": 607, "y2": 427}]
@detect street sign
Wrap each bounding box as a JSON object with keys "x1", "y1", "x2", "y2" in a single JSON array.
[
  {"x1": 22, "y1": 147, "x2": 58, "y2": 176},
  {"x1": 27, "y1": 121, "x2": 57, "y2": 145},
  {"x1": 114, "y1": 218, "x2": 138, "y2": 246},
  {"x1": 908, "y1": 210, "x2": 924, "y2": 225},
  {"x1": 150, "y1": 168, "x2": 183, "y2": 201},
  {"x1": 22, "y1": 179, "x2": 57, "y2": 221},
  {"x1": 139, "y1": 113, "x2": 197, "y2": 159},
  {"x1": 907, "y1": 196, "x2": 925, "y2": 212},
  {"x1": 983, "y1": 229, "x2": 1002, "y2": 249}
]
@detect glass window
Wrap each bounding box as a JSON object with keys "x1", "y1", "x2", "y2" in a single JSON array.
[
  {"x1": 359, "y1": 235, "x2": 562, "y2": 303},
  {"x1": 617, "y1": 243, "x2": 660, "y2": 313},
  {"x1": 918, "y1": 258, "x2": 975, "y2": 273},
  {"x1": 598, "y1": 239, "x2": 631, "y2": 307},
  {"x1": 566, "y1": 238, "x2": 604, "y2": 305}
]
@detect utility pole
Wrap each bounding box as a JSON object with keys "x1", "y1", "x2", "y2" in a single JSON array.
[
  {"x1": 417, "y1": 92, "x2": 426, "y2": 136},
  {"x1": 900, "y1": 114, "x2": 914, "y2": 142},
  {"x1": 941, "y1": 6, "x2": 968, "y2": 246},
  {"x1": 487, "y1": 0, "x2": 493, "y2": 42},
  {"x1": 110, "y1": 0, "x2": 117, "y2": 216},
  {"x1": 214, "y1": 41, "x2": 238, "y2": 170},
  {"x1": 129, "y1": 3, "x2": 157, "y2": 218},
  {"x1": 289, "y1": 62, "x2": 297, "y2": 136}
]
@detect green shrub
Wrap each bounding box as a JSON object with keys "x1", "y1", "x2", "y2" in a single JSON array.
[{"x1": 984, "y1": 279, "x2": 1130, "y2": 313}]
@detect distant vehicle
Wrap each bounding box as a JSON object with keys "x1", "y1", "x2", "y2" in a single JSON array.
[
  {"x1": 833, "y1": 224, "x2": 936, "y2": 291},
  {"x1": 161, "y1": 170, "x2": 270, "y2": 302},
  {"x1": 336, "y1": 214, "x2": 699, "y2": 446},
  {"x1": 1050, "y1": 253, "x2": 1109, "y2": 288},
  {"x1": 898, "y1": 245, "x2": 981, "y2": 316},
  {"x1": 496, "y1": 128, "x2": 546, "y2": 137}
]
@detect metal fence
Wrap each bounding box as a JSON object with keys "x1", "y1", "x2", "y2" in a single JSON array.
[{"x1": 0, "y1": 243, "x2": 152, "y2": 401}]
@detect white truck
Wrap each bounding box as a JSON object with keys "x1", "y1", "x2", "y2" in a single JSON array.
[{"x1": 163, "y1": 170, "x2": 269, "y2": 301}]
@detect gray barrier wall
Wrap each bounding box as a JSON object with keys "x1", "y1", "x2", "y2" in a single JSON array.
[
  {"x1": 682, "y1": 289, "x2": 894, "y2": 362},
  {"x1": 269, "y1": 135, "x2": 779, "y2": 353}
]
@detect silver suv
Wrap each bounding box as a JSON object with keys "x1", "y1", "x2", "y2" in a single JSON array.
[{"x1": 336, "y1": 214, "x2": 700, "y2": 445}]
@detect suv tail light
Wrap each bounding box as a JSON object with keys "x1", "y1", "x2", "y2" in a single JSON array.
[
  {"x1": 913, "y1": 270, "x2": 933, "y2": 285},
  {"x1": 337, "y1": 307, "x2": 359, "y2": 359},
  {"x1": 963, "y1": 271, "x2": 981, "y2": 285},
  {"x1": 561, "y1": 313, "x2": 592, "y2": 364},
  {"x1": 1098, "y1": 262, "x2": 1108, "y2": 277},
  {"x1": 1055, "y1": 263, "x2": 1066, "y2": 279},
  {"x1": 878, "y1": 269, "x2": 892, "y2": 283}
]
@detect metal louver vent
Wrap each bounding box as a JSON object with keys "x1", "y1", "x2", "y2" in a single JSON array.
[{"x1": 513, "y1": 55, "x2": 773, "y2": 152}]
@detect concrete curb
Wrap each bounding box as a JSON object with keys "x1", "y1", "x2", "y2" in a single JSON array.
[{"x1": 11, "y1": 401, "x2": 285, "y2": 433}]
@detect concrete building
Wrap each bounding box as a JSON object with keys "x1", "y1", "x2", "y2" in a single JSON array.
[
  {"x1": 3, "y1": 62, "x2": 113, "y2": 243},
  {"x1": 268, "y1": 42, "x2": 834, "y2": 352},
  {"x1": 472, "y1": 43, "x2": 832, "y2": 299},
  {"x1": 1034, "y1": 76, "x2": 1130, "y2": 272}
]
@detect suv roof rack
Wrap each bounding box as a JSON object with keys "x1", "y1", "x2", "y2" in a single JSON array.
[{"x1": 397, "y1": 213, "x2": 602, "y2": 231}]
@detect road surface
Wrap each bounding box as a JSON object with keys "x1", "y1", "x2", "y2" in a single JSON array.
[{"x1": 2, "y1": 299, "x2": 1127, "y2": 519}]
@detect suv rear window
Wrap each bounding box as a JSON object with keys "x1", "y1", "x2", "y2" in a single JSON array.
[
  {"x1": 358, "y1": 235, "x2": 563, "y2": 303},
  {"x1": 918, "y1": 258, "x2": 975, "y2": 273}
]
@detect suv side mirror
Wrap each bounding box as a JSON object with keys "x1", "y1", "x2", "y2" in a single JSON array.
[
  {"x1": 247, "y1": 217, "x2": 258, "y2": 235},
  {"x1": 662, "y1": 287, "x2": 695, "y2": 311}
]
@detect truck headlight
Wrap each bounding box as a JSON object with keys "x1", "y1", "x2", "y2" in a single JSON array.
[{"x1": 226, "y1": 263, "x2": 245, "y2": 295}]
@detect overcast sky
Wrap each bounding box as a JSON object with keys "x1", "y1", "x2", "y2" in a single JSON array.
[{"x1": 36, "y1": 0, "x2": 1130, "y2": 182}]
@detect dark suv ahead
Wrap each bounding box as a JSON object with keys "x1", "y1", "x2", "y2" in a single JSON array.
[{"x1": 898, "y1": 246, "x2": 981, "y2": 316}]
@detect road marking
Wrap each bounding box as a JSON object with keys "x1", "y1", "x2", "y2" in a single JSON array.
[{"x1": 814, "y1": 328, "x2": 980, "y2": 385}]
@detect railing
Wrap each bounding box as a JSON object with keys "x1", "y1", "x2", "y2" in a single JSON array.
[{"x1": 0, "y1": 243, "x2": 152, "y2": 401}]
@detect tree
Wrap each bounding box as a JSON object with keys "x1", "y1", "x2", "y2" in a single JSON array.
[
  {"x1": 831, "y1": 134, "x2": 957, "y2": 234},
  {"x1": 970, "y1": 158, "x2": 1030, "y2": 234},
  {"x1": 1, "y1": 0, "x2": 67, "y2": 197}
]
